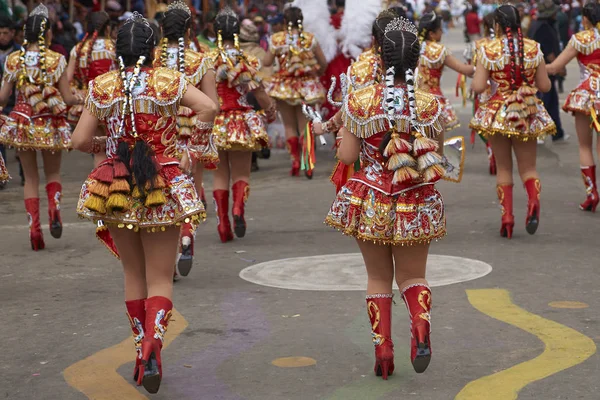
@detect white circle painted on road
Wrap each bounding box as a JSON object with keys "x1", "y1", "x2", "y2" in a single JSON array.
[{"x1": 239, "y1": 254, "x2": 492, "y2": 291}]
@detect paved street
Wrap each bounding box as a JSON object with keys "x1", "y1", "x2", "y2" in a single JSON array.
[{"x1": 1, "y1": 29, "x2": 599, "y2": 400}]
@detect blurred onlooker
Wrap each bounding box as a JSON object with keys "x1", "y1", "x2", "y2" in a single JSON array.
[
  {"x1": 197, "y1": 10, "x2": 217, "y2": 49},
  {"x1": 529, "y1": 0, "x2": 566, "y2": 142},
  {"x1": 330, "y1": 0, "x2": 344, "y2": 29},
  {"x1": 517, "y1": 4, "x2": 532, "y2": 37},
  {"x1": 465, "y1": 5, "x2": 481, "y2": 41},
  {"x1": 267, "y1": 12, "x2": 284, "y2": 34}
]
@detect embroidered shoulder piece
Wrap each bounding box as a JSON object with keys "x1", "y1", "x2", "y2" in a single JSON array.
[
  {"x1": 472, "y1": 37, "x2": 489, "y2": 64},
  {"x1": 341, "y1": 84, "x2": 443, "y2": 139},
  {"x1": 302, "y1": 32, "x2": 316, "y2": 51},
  {"x1": 149, "y1": 67, "x2": 188, "y2": 110},
  {"x1": 357, "y1": 47, "x2": 376, "y2": 62},
  {"x1": 2, "y1": 51, "x2": 21, "y2": 83},
  {"x1": 45, "y1": 50, "x2": 68, "y2": 84},
  {"x1": 85, "y1": 70, "x2": 123, "y2": 119},
  {"x1": 420, "y1": 41, "x2": 447, "y2": 69},
  {"x1": 348, "y1": 54, "x2": 381, "y2": 92},
  {"x1": 269, "y1": 32, "x2": 287, "y2": 53},
  {"x1": 479, "y1": 38, "x2": 542, "y2": 71},
  {"x1": 185, "y1": 49, "x2": 213, "y2": 86},
  {"x1": 569, "y1": 29, "x2": 600, "y2": 55}
]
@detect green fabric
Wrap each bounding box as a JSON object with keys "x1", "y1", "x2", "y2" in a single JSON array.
[{"x1": 196, "y1": 34, "x2": 217, "y2": 49}]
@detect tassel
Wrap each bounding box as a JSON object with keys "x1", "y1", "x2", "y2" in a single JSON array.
[
  {"x1": 83, "y1": 194, "x2": 107, "y2": 214},
  {"x1": 392, "y1": 167, "x2": 420, "y2": 184},
  {"x1": 423, "y1": 164, "x2": 445, "y2": 182},
  {"x1": 23, "y1": 85, "x2": 41, "y2": 97},
  {"x1": 506, "y1": 111, "x2": 520, "y2": 122},
  {"x1": 33, "y1": 101, "x2": 48, "y2": 114},
  {"x1": 418, "y1": 151, "x2": 444, "y2": 170},
  {"x1": 412, "y1": 136, "x2": 439, "y2": 157},
  {"x1": 42, "y1": 86, "x2": 56, "y2": 99},
  {"x1": 112, "y1": 160, "x2": 129, "y2": 178},
  {"x1": 131, "y1": 185, "x2": 143, "y2": 199},
  {"x1": 108, "y1": 178, "x2": 130, "y2": 193},
  {"x1": 384, "y1": 133, "x2": 411, "y2": 157},
  {"x1": 153, "y1": 175, "x2": 167, "y2": 189},
  {"x1": 88, "y1": 181, "x2": 110, "y2": 198},
  {"x1": 387, "y1": 153, "x2": 417, "y2": 170},
  {"x1": 29, "y1": 93, "x2": 44, "y2": 105},
  {"x1": 506, "y1": 102, "x2": 524, "y2": 113},
  {"x1": 106, "y1": 193, "x2": 129, "y2": 212},
  {"x1": 145, "y1": 189, "x2": 167, "y2": 207},
  {"x1": 90, "y1": 164, "x2": 114, "y2": 183},
  {"x1": 51, "y1": 103, "x2": 66, "y2": 116}
]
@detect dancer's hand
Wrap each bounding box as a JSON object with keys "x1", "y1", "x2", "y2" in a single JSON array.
[{"x1": 313, "y1": 122, "x2": 324, "y2": 135}]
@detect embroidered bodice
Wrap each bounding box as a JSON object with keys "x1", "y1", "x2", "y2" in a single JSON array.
[
  {"x1": 568, "y1": 29, "x2": 600, "y2": 82},
  {"x1": 3, "y1": 49, "x2": 66, "y2": 91},
  {"x1": 269, "y1": 31, "x2": 320, "y2": 78},
  {"x1": 478, "y1": 37, "x2": 543, "y2": 95},
  {"x1": 85, "y1": 67, "x2": 187, "y2": 160},
  {"x1": 208, "y1": 48, "x2": 261, "y2": 112},
  {"x1": 418, "y1": 41, "x2": 448, "y2": 89},
  {"x1": 70, "y1": 38, "x2": 116, "y2": 86},
  {"x1": 152, "y1": 47, "x2": 213, "y2": 87}
]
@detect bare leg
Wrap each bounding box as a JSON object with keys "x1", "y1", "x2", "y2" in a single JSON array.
[
  {"x1": 357, "y1": 239, "x2": 394, "y2": 294},
  {"x1": 295, "y1": 105, "x2": 308, "y2": 138},
  {"x1": 109, "y1": 228, "x2": 147, "y2": 301},
  {"x1": 18, "y1": 150, "x2": 39, "y2": 199},
  {"x1": 141, "y1": 227, "x2": 180, "y2": 300},
  {"x1": 93, "y1": 126, "x2": 108, "y2": 167},
  {"x1": 194, "y1": 164, "x2": 205, "y2": 196},
  {"x1": 41, "y1": 150, "x2": 62, "y2": 184},
  {"x1": 575, "y1": 113, "x2": 595, "y2": 166},
  {"x1": 512, "y1": 138, "x2": 538, "y2": 183},
  {"x1": 489, "y1": 135, "x2": 514, "y2": 185},
  {"x1": 392, "y1": 243, "x2": 430, "y2": 291},
  {"x1": 278, "y1": 101, "x2": 298, "y2": 140},
  {"x1": 213, "y1": 150, "x2": 230, "y2": 191},
  {"x1": 229, "y1": 151, "x2": 252, "y2": 183}
]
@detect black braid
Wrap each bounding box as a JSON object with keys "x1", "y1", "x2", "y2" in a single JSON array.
[
  {"x1": 495, "y1": 5, "x2": 521, "y2": 90},
  {"x1": 372, "y1": 10, "x2": 397, "y2": 49},
  {"x1": 24, "y1": 15, "x2": 48, "y2": 43},
  {"x1": 116, "y1": 19, "x2": 155, "y2": 67},
  {"x1": 417, "y1": 12, "x2": 441, "y2": 43},
  {"x1": 162, "y1": 9, "x2": 191, "y2": 42},
  {"x1": 283, "y1": 7, "x2": 303, "y2": 28}
]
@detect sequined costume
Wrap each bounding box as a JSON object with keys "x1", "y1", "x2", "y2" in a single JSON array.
[
  {"x1": 471, "y1": 38, "x2": 497, "y2": 104},
  {"x1": 76, "y1": 67, "x2": 206, "y2": 231},
  {"x1": 470, "y1": 37, "x2": 556, "y2": 140},
  {"x1": 0, "y1": 50, "x2": 71, "y2": 151},
  {"x1": 418, "y1": 41, "x2": 459, "y2": 131},
  {"x1": 67, "y1": 37, "x2": 116, "y2": 124},
  {"x1": 0, "y1": 152, "x2": 9, "y2": 183},
  {"x1": 325, "y1": 83, "x2": 446, "y2": 245},
  {"x1": 265, "y1": 31, "x2": 326, "y2": 105},
  {"x1": 153, "y1": 46, "x2": 218, "y2": 167},
  {"x1": 562, "y1": 29, "x2": 600, "y2": 116},
  {"x1": 209, "y1": 48, "x2": 269, "y2": 151}
]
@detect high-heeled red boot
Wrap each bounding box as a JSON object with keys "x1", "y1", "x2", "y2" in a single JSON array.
[
  {"x1": 366, "y1": 294, "x2": 395, "y2": 380},
  {"x1": 25, "y1": 198, "x2": 45, "y2": 251},
  {"x1": 139, "y1": 296, "x2": 172, "y2": 394},
  {"x1": 286, "y1": 136, "x2": 301, "y2": 176},
  {"x1": 231, "y1": 180, "x2": 249, "y2": 238},
  {"x1": 46, "y1": 181, "x2": 63, "y2": 239},
  {"x1": 177, "y1": 222, "x2": 196, "y2": 277},
  {"x1": 579, "y1": 166, "x2": 599, "y2": 212},
  {"x1": 125, "y1": 299, "x2": 146, "y2": 385},
  {"x1": 401, "y1": 284, "x2": 432, "y2": 374},
  {"x1": 497, "y1": 184, "x2": 514, "y2": 239},
  {"x1": 486, "y1": 142, "x2": 496, "y2": 175},
  {"x1": 213, "y1": 189, "x2": 234, "y2": 243},
  {"x1": 524, "y1": 178, "x2": 541, "y2": 235}
]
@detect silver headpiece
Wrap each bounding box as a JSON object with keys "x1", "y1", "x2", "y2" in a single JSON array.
[
  {"x1": 30, "y1": 3, "x2": 49, "y2": 18},
  {"x1": 384, "y1": 17, "x2": 418, "y2": 36},
  {"x1": 126, "y1": 11, "x2": 151, "y2": 28},
  {"x1": 167, "y1": 0, "x2": 191, "y2": 16}
]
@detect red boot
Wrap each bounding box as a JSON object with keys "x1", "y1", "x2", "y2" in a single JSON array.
[
  {"x1": 401, "y1": 284, "x2": 432, "y2": 374},
  {"x1": 140, "y1": 296, "x2": 172, "y2": 394},
  {"x1": 366, "y1": 294, "x2": 395, "y2": 380},
  {"x1": 497, "y1": 184, "x2": 514, "y2": 239},
  {"x1": 213, "y1": 190, "x2": 233, "y2": 243},
  {"x1": 579, "y1": 166, "x2": 599, "y2": 212},
  {"x1": 25, "y1": 198, "x2": 45, "y2": 251},
  {"x1": 177, "y1": 222, "x2": 196, "y2": 277},
  {"x1": 46, "y1": 181, "x2": 63, "y2": 239},
  {"x1": 200, "y1": 185, "x2": 207, "y2": 210},
  {"x1": 126, "y1": 299, "x2": 146, "y2": 386},
  {"x1": 286, "y1": 137, "x2": 301, "y2": 176},
  {"x1": 231, "y1": 180, "x2": 249, "y2": 238},
  {"x1": 524, "y1": 178, "x2": 541, "y2": 235},
  {"x1": 486, "y1": 142, "x2": 496, "y2": 175}
]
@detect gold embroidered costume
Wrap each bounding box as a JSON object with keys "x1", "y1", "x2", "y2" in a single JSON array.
[
  {"x1": 469, "y1": 37, "x2": 556, "y2": 140},
  {"x1": 0, "y1": 152, "x2": 9, "y2": 183}
]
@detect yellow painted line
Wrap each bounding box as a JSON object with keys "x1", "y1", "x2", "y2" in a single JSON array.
[
  {"x1": 63, "y1": 309, "x2": 188, "y2": 400},
  {"x1": 549, "y1": 301, "x2": 589, "y2": 309},
  {"x1": 456, "y1": 289, "x2": 596, "y2": 400}
]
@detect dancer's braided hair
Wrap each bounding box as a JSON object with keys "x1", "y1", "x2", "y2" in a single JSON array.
[
  {"x1": 161, "y1": 8, "x2": 191, "y2": 73},
  {"x1": 495, "y1": 5, "x2": 526, "y2": 89}
]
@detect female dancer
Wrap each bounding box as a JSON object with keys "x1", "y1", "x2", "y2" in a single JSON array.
[
  {"x1": 72, "y1": 13, "x2": 217, "y2": 393},
  {"x1": 0, "y1": 4, "x2": 82, "y2": 251},
  {"x1": 210, "y1": 8, "x2": 275, "y2": 243},
  {"x1": 547, "y1": 2, "x2": 600, "y2": 212},
  {"x1": 326, "y1": 18, "x2": 445, "y2": 379},
  {"x1": 469, "y1": 13, "x2": 497, "y2": 175},
  {"x1": 417, "y1": 12, "x2": 475, "y2": 135},
  {"x1": 470, "y1": 5, "x2": 554, "y2": 239},
  {"x1": 263, "y1": 6, "x2": 327, "y2": 177},
  {"x1": 154, "y1": 0, "x2": 219, "y2": 276}
]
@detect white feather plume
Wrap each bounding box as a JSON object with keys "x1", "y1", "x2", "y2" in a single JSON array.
[
  {"x1": 339, "y1": 0, "x2": 383, "y2": 59},
  {"x1": 290, "y1": 0, "x2": 339, "y2": 62}
]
